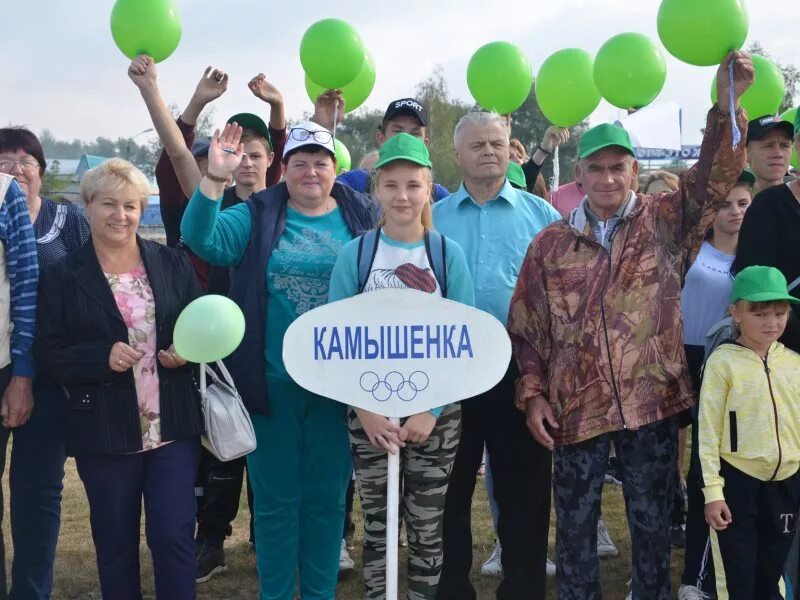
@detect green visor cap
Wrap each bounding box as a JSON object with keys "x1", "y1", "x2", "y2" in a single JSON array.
[
  {"x1": 374, "y1": 133, "x2": 432, "y2": 169},
  {"x1": 578, "y1": 123, "x2": 635, "y2": 159},
  {"x1": 227, "y1": 113, "x2": 273, "y2": 150},
  {"x1": 730, "y1": 266, "x2": 800, "y2": 304},
  {"x1": 507, "y1": 162, "x2": 527, "y2": 189}
]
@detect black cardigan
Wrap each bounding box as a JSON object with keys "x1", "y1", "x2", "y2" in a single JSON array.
[
  {"x1": 35, "y1": 237, "x2": 204, "y2": 456},
  {"x1": 732, "y1": 183, "x2": 800, "y2": 352}
]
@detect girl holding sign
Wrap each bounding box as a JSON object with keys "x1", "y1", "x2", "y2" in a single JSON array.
[{"x1": 328, "y1": 133, "x2": 474, "y2": 599}]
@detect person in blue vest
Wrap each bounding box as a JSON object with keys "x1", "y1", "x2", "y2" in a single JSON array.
[
  {"x1": 328, "y1": 133, "x2": 474, "y2": 598},
  {"x1": 181, "y1": 120, "x2": 377, "y2": 600}
]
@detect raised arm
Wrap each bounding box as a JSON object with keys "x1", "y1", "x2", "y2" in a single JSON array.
[
  {"x1": 248, "y1": 73, "x2": 287, "y2": 185},
  {"x1": 655, "y1": 51, "x2": 753, "y2": 248},
  {"x1": 129, "y1": 56, "x2": 211, "y2": 197},
  {"x1": 522, "y1": 126, "x2": 569, "y2": 194}
]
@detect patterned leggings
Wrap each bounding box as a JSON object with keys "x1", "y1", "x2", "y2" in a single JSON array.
[{"x1": 348, "y1": 404, "x2": 461, "y2": 600}]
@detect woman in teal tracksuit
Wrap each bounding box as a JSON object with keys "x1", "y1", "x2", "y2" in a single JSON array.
[
  {"x1": 328, "y1": 133, "x2": 474, "y2": 599},
  {"x1": 181, "y1": 120, "x2": 377, "y2": 600}
]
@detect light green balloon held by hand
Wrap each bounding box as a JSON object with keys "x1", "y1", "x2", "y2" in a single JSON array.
[
  {"x1": 594, "y1": 33, "x2": 667, "y2": 110},
  {"x1": 300, "y1": 19, "x2": 365, "y2": 90},
  {"x1": 335, "y1": 139, "x2": 351, "y2": 175},
  {"x1": 467, "y1": 42, "x2": 533, "y2": 115},
  {"x1": 110, "y1": 0, "x2": 182, "y2": 63},
  {"x1": 306, "y1": 52, "x2": 376, "y2": 114},
  {"x1": 536, "y1": 49, "x2": 601, "y2": 128},
  {"x1": 173, "y1": 295, "x2": 245, "y2": 364},
  {"x1": 657, "y1": 0, "x2": 748, "y2": 66},
  {"x1": 711, "y1": 55, "x2": 785, "y2": 119}
]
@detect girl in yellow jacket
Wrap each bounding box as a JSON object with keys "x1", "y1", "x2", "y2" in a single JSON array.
[{"x1": 699, "y1": 265, "x2": 800, "y2": 600}]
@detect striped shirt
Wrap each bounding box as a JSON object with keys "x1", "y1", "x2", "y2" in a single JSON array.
[{"x1": 0, "y1": 178, "x2": 39, "y2": 377}]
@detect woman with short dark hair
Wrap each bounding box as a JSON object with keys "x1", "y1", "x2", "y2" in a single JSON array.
[{"x1": 0, "y1": 126, "x2": 88, "y2": 599}]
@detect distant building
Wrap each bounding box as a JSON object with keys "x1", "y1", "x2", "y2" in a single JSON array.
[{"x1": 44, "y1": 155, "x2": 165, "y2": 241}]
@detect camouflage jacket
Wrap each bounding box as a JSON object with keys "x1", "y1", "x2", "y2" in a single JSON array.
[{"x1": 508, "y1": 107, "x2": 747, "y2": 447}]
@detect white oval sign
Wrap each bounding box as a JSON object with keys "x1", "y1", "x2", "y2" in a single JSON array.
[{"x1": 283, "y1": 288, "x2": 512, "y2": 418}]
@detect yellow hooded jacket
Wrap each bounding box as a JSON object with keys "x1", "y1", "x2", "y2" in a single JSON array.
[{"x1": 699, "y1": 342, "x2": 800, "y2": 504}]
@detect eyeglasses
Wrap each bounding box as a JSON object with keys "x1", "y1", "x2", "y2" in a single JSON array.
[
  {"x1": 0, "y1": 159, "x2": 40, "y2": 174},
  {"x1": 289, "y1": 128, "x2": 332, "y2": 144}
]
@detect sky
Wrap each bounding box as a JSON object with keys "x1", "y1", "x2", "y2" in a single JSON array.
[{"x1": 1, "y1": 0, "x2": 796, "y2": 150}]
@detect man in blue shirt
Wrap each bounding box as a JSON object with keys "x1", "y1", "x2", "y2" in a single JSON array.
[
  {"x1": 313, "y1": 95, "x2": 450, "y2": 200},
  {"x1": 433, "y1": 112, "x2": 560, "y2": 600}
]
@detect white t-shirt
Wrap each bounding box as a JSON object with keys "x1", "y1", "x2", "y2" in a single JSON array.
[
  {"x1": 681, "y1": 240, "x2": 735, "y2": 346},
  {"x1": 363, "y1": 234, "x2": 442, "y2": 297}
]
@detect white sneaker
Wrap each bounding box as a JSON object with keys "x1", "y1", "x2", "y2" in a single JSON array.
[
  {"x1": 480, "y1": 540, "x2": 503, "y2": 578},
  {"x1": 678, "y1": 584, "x2": 711, "y2": 600},
  {"x1": 546, "y1": 557, "x2": 556, "y2": 577},
  {"x1": 596, "y1": 518, "x2": 619, "y2": 558},
  {"x1": 339, "y1": 539, "x2": 354, "y2": 572}
]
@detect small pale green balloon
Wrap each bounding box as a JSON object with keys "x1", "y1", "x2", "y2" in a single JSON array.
[
  {"x1": 300, "y1": 19, "x2": 365, "y2": 90},
  {"x1": 467, "y1": 41, "x2": 532, "y2": 115},
  {"x1": 711, "y1": 54, "x2": 785, "y2": 119},
  {"x1": 335, "y1": 139, "x2": 351, "y2": 175},
  {"x1": 173, "y1": 295, "x2": 245, "y2": 364},
  {"x1": 657, "y1": 0, "x2": 748, "y2": 66},
  {"x1": 536, "y1": 49, "x2": 601, "y2": 127},
  {"x1": 780, "y1": 107, "x2": 799, "y2": 169},
  {"x1": 110, "y1": 0, "x2": 182, "y2": 63},
  {"x1": 306, "y1": 51, "x2": 376, "y2": 113},
  {"x1": 594, "y1": 33, "x2": 667, "y2": 110}
]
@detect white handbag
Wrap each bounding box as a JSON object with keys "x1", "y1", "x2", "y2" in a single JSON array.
[{"x1": 199, "y1": 360, "x2": 257, "y2": 461}]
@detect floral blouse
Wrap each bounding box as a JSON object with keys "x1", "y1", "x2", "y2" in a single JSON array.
[{"x1": 105, "y1": 263, "x2": 165, "y2": 451}]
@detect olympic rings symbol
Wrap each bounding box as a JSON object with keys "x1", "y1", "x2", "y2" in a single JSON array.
[{"x1": 359, "y1": 371, "x2": 430, "y2": 402}]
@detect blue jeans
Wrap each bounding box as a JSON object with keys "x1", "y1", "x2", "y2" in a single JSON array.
[
  {"x1": 76, "y1": 437, "x2": 200, "y2": 600},
  {"x1": 0, "y1": 375, "x2": 66, "y2": 600}
]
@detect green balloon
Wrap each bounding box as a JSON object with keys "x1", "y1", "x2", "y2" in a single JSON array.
[
  {"x1": 535, "y1": 49, "x2": 601, "y2": 127},
  {"x1": 657, "y1": 0, "x2": 748, "y2": 66},
  {"x1": 300, "y1": 19, "x2": 365, "y2": 90},
  {"x1": 173, "y1": 295, "x2": 245, "y2": 364},
  {"x1": 306, "y1": 52, "x2": 376, "y2": 113},
  {"x1": 467, "y1": 42, "x2": 532, "y2": 115},
  {"x1": 780, "y1": 107, "x2": 799, "y2": 169},
  {"x1": 110, "y1": 0, "x2": 182, "y2": 63},
  {"x1": 334, "y1": 139, "x2": 351, "y2": 175},
  {"x1": 711, "y1": 54, "x2": 785, "y2": 119},
  {"x1": 594, "y1": 33, "x2": 667, "y2": 110}
]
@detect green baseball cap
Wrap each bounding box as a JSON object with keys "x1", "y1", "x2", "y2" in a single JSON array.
[
  {"x1": 374, "y1": 132, "x2": 432, "y2": 169},
  {"x1": 227, "y1": 113, "x2": 272, "y2": 150},
  {"x1": 578, "y1": 123, "x2": 635, "y2": 159},
  {"x1": 507, "y1": 162, "x2": 527, "y2": 190},
  {"x1": 730, "y1": 266, "x2": 800, "y2": 304}
]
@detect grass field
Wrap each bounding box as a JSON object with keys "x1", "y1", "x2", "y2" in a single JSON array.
[{"x1": 5, "y1": 457, "x2": 685, "y2": 599}]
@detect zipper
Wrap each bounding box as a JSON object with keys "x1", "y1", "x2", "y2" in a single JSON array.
[
  {"x1": 599, "y1": 241, "x2": 627, "y2": 429},
  {"x1": 762, "y1": 353, "x2": 782, "y2": 481}
]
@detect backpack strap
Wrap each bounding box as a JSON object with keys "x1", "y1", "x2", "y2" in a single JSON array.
[
  {"x1": 424, "y1": 230, "x2": 448, "y2": 298},
  {"x1": 789, "y1": 274, "x2": 800, "y2": 293},
  {"x1": 357, "y1": 227, "x2": 381, "y2": 293}
]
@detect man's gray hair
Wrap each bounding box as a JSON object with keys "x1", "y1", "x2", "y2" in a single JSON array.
[{"x1": 453, "y1": 112, "x2": 508, "y2": 147}]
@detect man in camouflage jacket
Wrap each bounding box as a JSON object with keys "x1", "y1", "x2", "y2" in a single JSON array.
[{"x1": 507, "y1": 52, "x2": 753, "y2": 600}]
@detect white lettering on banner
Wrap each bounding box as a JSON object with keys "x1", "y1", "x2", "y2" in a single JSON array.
[
  {"x1": 283, "y1": 288, "x2": 511, "y2": 418},
  {"x1": 313, "y1": 325, "x2": 473, "y2": 361}
]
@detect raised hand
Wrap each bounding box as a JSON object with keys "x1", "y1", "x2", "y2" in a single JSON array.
[
  {"x1": 191, "y1": 66, "x2": 229, "y2": 105},
  {"x1": 541, "y1": 126, "x2": 570, "y2": 154},
  {"x1": 248, "y1": 73, "x2": 283, "y2": 106},
  {"x1": 207, "y1": 123, "x2": 244, "y2": 179},
  {"x1": 311, "y1": 90, "x2": 345, "y2": 131},
  {"x1": 128, "y1": 54, "x2": 157, "y2": 91},
  {"x1": 716, "y1": 51, "x2": 755, "y2": 113}
]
